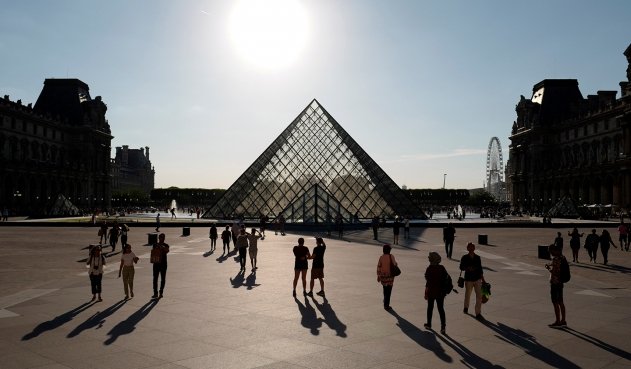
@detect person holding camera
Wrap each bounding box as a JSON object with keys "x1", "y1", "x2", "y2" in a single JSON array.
[{"x1": 307, "y1": 238, "x2": 326, "y2": 297}]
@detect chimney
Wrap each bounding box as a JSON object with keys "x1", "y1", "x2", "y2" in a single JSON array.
[{"x1": 145, "y1": 146, "x2": 150, "y2": 160}]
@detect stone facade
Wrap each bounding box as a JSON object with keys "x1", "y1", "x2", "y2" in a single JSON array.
[
  {"x1": 508, "y1": 43, "x2": 631, "y2": 212},
  {"x1": 111, "y1": 145, "x2": 155, "y2": 195},
  {"x1": 0, "y1": 79, "x2": 112, "y2": 215}
]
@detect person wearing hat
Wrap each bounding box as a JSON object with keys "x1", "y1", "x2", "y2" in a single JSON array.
[
  {"x1": 459, "y1": 242, "x2": 485, "y2": 320},
  {"x1": 424, "y1": 252, "x2": 447, "y2": 333}
]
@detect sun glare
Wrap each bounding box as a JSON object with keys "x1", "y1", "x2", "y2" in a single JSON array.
[{"x1": 229, "y1": 0, "x2": 309, "y2": 70}]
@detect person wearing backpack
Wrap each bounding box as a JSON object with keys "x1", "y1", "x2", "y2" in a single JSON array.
[
  {"x1": 424, "y1": 252, "x2": 447, "y2": 334},
  {"x1": 545, "y1": 244, "x2": 567, "y2": 328}
]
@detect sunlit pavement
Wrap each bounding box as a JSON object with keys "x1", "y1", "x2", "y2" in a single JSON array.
[{"x1": 1, "y1": 224, "x2": 631, "y2": 368}]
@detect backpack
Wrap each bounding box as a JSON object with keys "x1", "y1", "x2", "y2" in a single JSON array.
[
  {"x1": 560, "y1": 257, "x2": 571, "y2": 283},
  {"x1": 150, "y1": 246, "x2": 162, "y2": 264},
  {"x1": 442, "y1": 269, "x2": 454, "y2": 296}
]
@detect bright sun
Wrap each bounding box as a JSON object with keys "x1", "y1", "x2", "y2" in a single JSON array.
[{"x1": 229, "y1": 0, "x2": 309, "y2": 70}]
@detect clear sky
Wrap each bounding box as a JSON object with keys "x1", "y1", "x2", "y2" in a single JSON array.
[{"x1": 1, "y1": 0, "x2": 630, "y2": 190}]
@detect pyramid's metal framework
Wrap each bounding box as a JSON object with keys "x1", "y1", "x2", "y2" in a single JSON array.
[{"x1": 203, "y1": 100, "x2": 424, "y2": 223}]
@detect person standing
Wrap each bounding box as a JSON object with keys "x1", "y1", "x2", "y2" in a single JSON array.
[
  {"x1": 221, "y1": 225, "x2": 232, "y2": 254},
  {"x1": 247, "y1": 228, "x2": 262, "y2": 270},
  {"x1": 377, "y1": 244, "x2": 397, "y2": 310},
  {"x1": 585, "y1": 229, "x2": 600, "y2": 263},
  {"x1": 424, "y1": 252, "x2": 447, "y2": 334},
  {"x1": 307, "y1": 238, "x2": 326, "y2": 297},
  {"x1": 86, "y1": 246, "x2": 105, "y2": 302},
  {"x1": 259, "y1": 214, "x2": 268, "y2": 239},
  {"x1": 232, "y1": 218, "x2": 241, "y2": 244},
  {"x1": 236, "y1": 228, "x2": 250, "y2": 272},
  {"x1": 279, "y1": 215, "x2": 286, "y2": 236},
  {"x1": 546, "y1": 244, "x2": 567, "y2": 327},
  {"x1": 99, "y1": 222, "x2": 108, "y2": 244},
  {"x1": 403, "y1": 217, "x2": 410, "y2": 240},
  {"x1": 335, "y1": 214, "x2": 343, "y2": 238},
  {"x1": 371, "y1": 216, "x2": 380, "y2": 240},
  {"x1": 599, "y1": 229, "x2": 617, "y2": 265},
  {"x1": 568, "y1": 228, "x2": 584, "y2": 262},
  {"x1": 618, "y1": 222, "x2": 628, "y2": 251},
  {"x1": 150, "y1": 233, "x2": 170, "y2": 299},
  {"x1": 443, "y1": 223, "x2": 456, "y2": 259},
  {"x1": 460, "y1": 242, "x2": 485, "y2": 320},
  {"x1": 392, "y1": 218, "x2": 400, "y2": 245},
  {"x1": 155, "y1": 213, "x2": 160, "y2": 232},
  {"x1": 118, "y1": 244, "x2": 139, "y2": 299},
  {"x1": 209, "y1": 224, "x2": 218, "y2": 252},
  {"x1": 553, "y1": 232, "x2": 563, "y2": 251},
  {"x1": 292, "y1": 238, "x2": 311, "y2": 296}
]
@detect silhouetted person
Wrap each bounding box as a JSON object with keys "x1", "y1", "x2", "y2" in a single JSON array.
[
  {"x1": 293, "y1": 237, "x2": 311, "y2": 296},
  {"x1": 150, "y1": 233, "x2": 169, "y2": 299},
  {"x1": 599, "y1": 229, "x2": 617, "y2": 265},
  {"x1": 546, "y1": 245, "x2": 567, "y2": 327},
  {"x1": 443, "y1": 223, "x2": 456, "y2": 259}
]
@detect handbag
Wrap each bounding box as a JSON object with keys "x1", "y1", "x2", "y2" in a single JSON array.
[
  {"x1": 457, "y1": 271, "x2": 465, "y2": 288},
  {"x1": 481, "y1": 281, "x2": 491, "y2": 303},
  {"x1": 390, "y1": 255, "x2": 401, "y2": 276}
]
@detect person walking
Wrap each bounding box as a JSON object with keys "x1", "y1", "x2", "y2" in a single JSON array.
[
  {"x1": 403, "y1": 216, "x2": 410, "y2": 240},
  {"x1": 460, "y1": 242, "x2": 485, "y2": 320},
  {"x1": 170, "y1": 208, "x2": 177, "y2": 219},
  {"x1": 568, "y1": 228, "x2": 584, "y2": 262},
  {"x1": 371, "y1": 216, "x2": 379, "y2": 240},
  {"x1": 236, "y1": 228, "x2": 250, "y2": 272},
  {"x1": 585, "y1": 229, "x2": 600, "y2": 263},
  {"x1": 118, "y1": 244, "x2": 139, "y2": 299},
  {"x1": 546, "y1": 244, "x2": 567, "y2": 327},
  {"x1": 86, "y1": 246, "x2": 105, "y2": 302},
  {"x1": 599, "y1": 229, "x2": 617, "y2": 265},
  {"x1": 155, "y1": 213, "x2": 160, "y2": 232},
  {"x1": 335, "y1": 214, "x2": 343, "y2": 238},
  {"x1": 247, "y1": 228, "x2": 262, "y2": 270},
  {"x1": 307, "y1": 238, "x2": 326, "y2": 297},
  {"x1": 98, "y1": 222, "x2": 108, "y2": 244},
  {"x1": 618, "y1": 222, "x2": 628, "y2": 251},
  {"x1": 279, "y1": 214, "x2": 286, "y2": 236},
  {"x1": 221, "y1": 225, "x2": 232, "y2": 254},
  {"x1": 209, "y1": 224, "x2": 218, "y2": 252},
  {"x1": 108, "y1": 221, "x2": 120, "y2": 252},
  {"x1": 292, "y1": 238, "x2": 311, "y2": 296},
  {"x1": 150, "y1": 233, "x2": 170, "y2": 299},
  {"x1": 377, "y1": 244, "x2": 398, "y2": 310},
  {"x1": 553, "y1": 232, "x2": 563, "y2": 251},
  {"x1": 392, "y1": 218, "x2": 400, "y2": 245},
  {"x1": 443, "y1": 223, "x2": 456, "y2": 259},
  {"x1": 259, "y1": 214, "x2": 268, "y2": 239},
  {"x1": 120, "y1": 224, "x2": 129, "y2": 247},
  {"x1": 231, "y1": 218, "x2": 241, "y2": 244},
  {"x1": 424, "y1": 252, "x2": 447, "y2": 334}
]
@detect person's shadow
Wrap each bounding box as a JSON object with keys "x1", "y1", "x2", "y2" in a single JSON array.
[
  {"x1": 310, "y1": 296, "x2": 346, "y2": 337},
  {"x1": 104, "y1": 299, "x2": 159, "y2": 345},
  {"x1": 480, "y1": 320, "x2": 580, "y2": 368},
  {"x1": 203, "y1": 250, "x2": 214, "y2": 257},
  {"x1": 230, "y1": 271, "x2": 245, "y2": 288},
  {"x1": 436, "y1": 333, "x2": 505, "y2": 368},
  {"x1": 67, "y1": 299, "x2": 127, "y2": 338},
  {"x1": 245, "y1": 271, "x2": 260, "y2": 290},
  {"x1": 22, "y1": 302, "x2": 95, "y2": 340},
  {"x1": 294, "y1": 296, "x2": 321, "y2": 335},
  {"x1": 561, "y1": 327, "x2": 631, "y2": 360},
  {"x1": 387, "y1": 309, "x2": 452, "y2": 363}
]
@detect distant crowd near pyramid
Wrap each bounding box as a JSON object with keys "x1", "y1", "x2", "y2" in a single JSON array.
[{"x1": 203, "y1": 100, "x2": 425, "y2": 223}]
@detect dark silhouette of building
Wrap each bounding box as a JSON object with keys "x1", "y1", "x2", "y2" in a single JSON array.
[
  {"x1": 111, "y1": 145, "x2": 155, "y2": 196},
  {"x1": 203, "y1": 100, "x2": 424, "y2": 222},
  {"x1": 508, "y1": 43, "x2": 631, "y2": 213},
  {"x1": 0, "y1": 79, "x2": 112, "y2": 215}
]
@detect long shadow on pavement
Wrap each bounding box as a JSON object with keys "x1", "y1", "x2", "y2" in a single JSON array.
[
  {"x1": 66, "y1": 299, "x2": 128, "y2": 338},
  {"x1": 480, "y1": 320, "x2": 580, "y2": 369},
  {"x1": 245, "y1": 271, "x2": 261, "y2": 290},
  {"x1": 310, "y1": 296, "x2": 346, "y2": 337},
  {"x1": 104, "y1": 299, "x2": 159, "y2": 345},
  {"x1": 22, "y1": 302, "x2": 95, "y2": 340},
  {"x1": 294, "y1": 296, "x2": 321, "y2": 336},
  {"x1": 436, "y1": 333, "x2": 505, "y2": 369},
  {"x1": 387, "y1": 309, "x2": 452, "y2": 363},
  {"x1": 230, "y1": 271, "x2": 245, "y2": 288},
  {"x1": 561, "y1": 327, "x2": 631, "y2": 360}
]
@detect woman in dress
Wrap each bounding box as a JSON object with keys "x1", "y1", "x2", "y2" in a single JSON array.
[
  {"x1": 425, "y1": 252, "x2": 447, "y2": 333},
  {"x1": 118, "y1": 244, "x2": 139, "y2": 299},
  {"x1": 568, "y1": 228, "x2": 584, "y2": 262},
  {"x1": 87, "y1": 246, "x2": 106, "y2": 301},
  {"x1": 377, "y1": 244, "x2": 397, "y2": 310}
]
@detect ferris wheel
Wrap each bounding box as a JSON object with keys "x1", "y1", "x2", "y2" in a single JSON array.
[{"x1": 486, "y1": 137, "x2": 504, "y2": 201}]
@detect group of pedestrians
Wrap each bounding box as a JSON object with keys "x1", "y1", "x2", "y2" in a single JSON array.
[
  {"x1": 292, "y1": 237, "x2": 326, "y2": 297},
  {"x1": 96, "y1": 221, "x2": 129, "y2": 253},
  {"x1": 563, "y1": 227, "x2": 618, "y2": 264},
  {"x1": 86, "y1": 233, "x2": 170, "y2": 302}
]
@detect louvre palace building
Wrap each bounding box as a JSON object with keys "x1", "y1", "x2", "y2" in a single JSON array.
[
  {"x1": 508, "y1": 43, "x2": 631, "y2": 212},
  {"x1": 0, "y1": 79, "x2": 113, "y2": 215}
]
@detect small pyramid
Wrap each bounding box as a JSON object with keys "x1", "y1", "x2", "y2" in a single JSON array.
[{"x1": 203, "y1": 100, "x2": 424, "y2": 222}]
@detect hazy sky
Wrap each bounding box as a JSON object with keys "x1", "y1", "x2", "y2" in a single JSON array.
[{"x1": 1, "y1": 0, "x2": 630, "y2": 190}]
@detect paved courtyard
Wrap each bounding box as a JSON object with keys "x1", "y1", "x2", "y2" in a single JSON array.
[{"x1": 1, "y1": 224, "x2": 631, "y2": 368}]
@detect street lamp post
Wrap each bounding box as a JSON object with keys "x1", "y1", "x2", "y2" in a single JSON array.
[{"x1": 443, "y1": 174, "x2": 446, "y2": 189}]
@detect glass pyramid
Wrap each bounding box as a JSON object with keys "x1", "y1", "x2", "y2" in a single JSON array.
[{"x1": 203, "y1": 100, "x2": 424, "y2": 223}]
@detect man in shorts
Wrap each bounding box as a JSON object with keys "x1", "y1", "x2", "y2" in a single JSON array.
[
  {"x1": 247, "y1": 228, "x2": 263, "y2": 271},
  {"x1": 306, "y1": 238, "x2": 326, "y2": 297},
  {"x1": 546, "y1": 244, "x2": 567, "y2": 327}
]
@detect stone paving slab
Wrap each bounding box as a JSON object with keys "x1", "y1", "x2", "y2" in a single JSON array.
[{"x1": 1, "y1": 225, "x2": 631, "y2": 368}]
